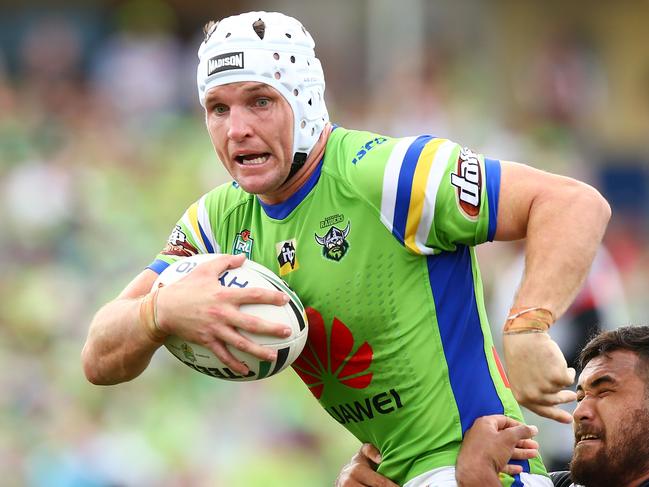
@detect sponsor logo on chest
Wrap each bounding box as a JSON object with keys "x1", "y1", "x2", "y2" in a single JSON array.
[
  {"x1": 326, "y1": 389, "x2": 404, "y2": 425},
  {"x1": 293, "y1": 308, "x2": 404, "y2": 424},
  {"x1": 276, "y1": 239, "x2": 300, "y2": 276}
]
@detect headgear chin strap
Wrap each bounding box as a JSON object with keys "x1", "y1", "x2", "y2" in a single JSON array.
[
  {"x1": 286, "y1": 151, "x2": 308, "y2": 183},
  {"x1": 197, "y1": 11, "x2": 329, "y2": 181}
]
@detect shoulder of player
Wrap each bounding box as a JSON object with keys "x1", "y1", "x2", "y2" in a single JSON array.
[
  {"x1": 198, "y1": 180, "x2": 255, "y2": 219},
  {"x1": 323, "y1": 128, "x2": 466, "y2": 195},
  {"x1": 325, "y1": 127, "x2": 465, "y2": 176},
  {"x1": 324, "y1": 125, "x2": 392, "y2": 171},
  {"x1": 321, "y1": 125, "x2": 395, "y2": 199}
]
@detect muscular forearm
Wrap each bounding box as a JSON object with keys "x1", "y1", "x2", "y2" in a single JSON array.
[
  {"x1": 82, "y1": 297, "x2": 162, "y2": 385},
  {"x1": 496, "y1": 163, "x2": 610, "y2": 422},
  {"x1": 513, "y1": 178, "x2": 610, "y2": 318}
]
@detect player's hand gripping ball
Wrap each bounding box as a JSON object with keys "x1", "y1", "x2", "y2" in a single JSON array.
[{"x1": 153, "y1": 254, "x2": 308, "y2": 381}]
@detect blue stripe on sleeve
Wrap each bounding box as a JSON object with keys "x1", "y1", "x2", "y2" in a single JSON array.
[
  {"x1": 148, "y1": 259, "x2": 170, "y2": 275},
  {"x1": 485, "y1": 158, "x2": 501, "y2": 242},
  {"x1": 392, "y1": 135, "x2": 432, "y2": 243},
  {"x1": 198, "y1": 223, "x2": 214, "y2": 253}
]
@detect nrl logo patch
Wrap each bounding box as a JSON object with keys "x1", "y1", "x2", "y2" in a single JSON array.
[
  {"x1": 276, "y1": 239, "x2": 299, "y2": 276},
  {"x1": 161, "y1": 225, "x2": 199, "y2": 257},
  {"x1": 207, "y1": 52, "x2": 244, "y2": 76},
  {"x1": 315, "y1": 221, "x2": 350, "y2": 262},
  {"x1": 232, "y1": 229, "x2": 254, "y2": 258}
]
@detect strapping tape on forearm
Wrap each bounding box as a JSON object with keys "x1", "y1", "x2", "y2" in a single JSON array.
[
  {"x1": 503, "y1": 306, "x2": 554, "y2": 335},
  {"x1": 139, "y1": 288, "x2": 166, "y2": 342}
]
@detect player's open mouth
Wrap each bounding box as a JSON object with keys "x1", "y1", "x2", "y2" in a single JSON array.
[
  {"x1": 575, "y1": 433, "x2": 601, "y2": 446},
  {"x1": 235, "y1": 153, "x2": 271, "y2": 165}
]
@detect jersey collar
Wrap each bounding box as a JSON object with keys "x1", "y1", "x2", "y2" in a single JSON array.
[{"x1": 257, "y1": 155, "x2": 324, "y2": 220}]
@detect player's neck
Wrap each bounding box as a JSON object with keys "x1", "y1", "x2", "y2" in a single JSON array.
[{"x1": 259, "y1": 123, "x2": 332, "y2": 205}]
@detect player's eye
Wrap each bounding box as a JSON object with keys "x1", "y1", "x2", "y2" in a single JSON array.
[
  {"x1": 255, "y1": 97, "x2": 270, "y2": 108},
  {"x1": 212, "y1": 104, "x2": 228, "y2": 114}
]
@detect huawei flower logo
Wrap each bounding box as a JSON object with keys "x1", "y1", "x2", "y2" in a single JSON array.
[{"x1": 292, "y1": 308, "x2": 373, "y2": 399}]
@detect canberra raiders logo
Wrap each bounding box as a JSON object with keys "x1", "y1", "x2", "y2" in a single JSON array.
[{"x1": 314, "y1": 221, "x2": 350, "y2": 261}]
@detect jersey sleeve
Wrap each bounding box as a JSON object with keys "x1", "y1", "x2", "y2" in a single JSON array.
[
  {"x1": 350, "y1": 133, "x2": 501, "y2": 254},
  {"x1": 148, "y1": 193, "x2": 222, "y2": 274}
]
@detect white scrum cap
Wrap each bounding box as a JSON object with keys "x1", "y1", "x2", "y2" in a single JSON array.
[{"x1": 197, "y1": 11, "x2": 329, "y2": 164}]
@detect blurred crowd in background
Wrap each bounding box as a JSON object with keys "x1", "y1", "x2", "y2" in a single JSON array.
[{"x1": 1, "y1": 0, "x2": 648, "y2": 485}]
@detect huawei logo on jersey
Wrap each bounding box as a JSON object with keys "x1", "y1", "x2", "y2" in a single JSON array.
[{"x1": 292, "y1": 308, "x2": 373, "y2": 399}]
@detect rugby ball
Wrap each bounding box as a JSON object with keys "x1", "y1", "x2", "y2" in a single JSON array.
[{"x1": 152, "y1": 254, "x2": 308, "y2": 381}]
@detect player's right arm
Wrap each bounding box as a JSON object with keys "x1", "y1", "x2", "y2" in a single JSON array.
[
  {"x1": 81, "y1": 254, "x2": 291, "y2": 385},
  {"x1": 82, "y1": 268, "x2": 163, "y2": 385}
]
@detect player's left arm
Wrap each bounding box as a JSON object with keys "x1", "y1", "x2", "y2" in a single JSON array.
[{"x1": 495, "y1": 161, "x2": 611, "y2": 423}]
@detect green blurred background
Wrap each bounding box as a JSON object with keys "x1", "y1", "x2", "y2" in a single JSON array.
[{"x1": 1, "y1": 0, "x2": 648, "y2": 485}]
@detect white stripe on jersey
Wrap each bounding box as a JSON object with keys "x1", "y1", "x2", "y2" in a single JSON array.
[
  {"x1": 198, "y1": 194, "x2": 221, "y2": 254},
  {"x1": 180, "y1": 211, "x2": 208, "y2": 254},
  {"x1": 413, "y1": 140, "x2": 457, "y2": 254},
  {"x1": 380, "y1": 136, "x2": 418, "y2": 234}
]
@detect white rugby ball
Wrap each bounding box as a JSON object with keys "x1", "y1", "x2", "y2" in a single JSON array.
[{"x1": 152, "y1": 253, "x2": 308, "y2": 381}]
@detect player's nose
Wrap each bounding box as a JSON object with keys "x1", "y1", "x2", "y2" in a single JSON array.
[
  {"x1": 573, "y1": 396, "x2": 595, "y2": 423},
  {"x1": 227, "y1": 106, "x2": 253, "y2": 141}
]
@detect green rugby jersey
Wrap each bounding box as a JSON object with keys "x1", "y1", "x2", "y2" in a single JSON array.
[{"x1": 150, "y1": 126, "x2": 548, "y2": 486}]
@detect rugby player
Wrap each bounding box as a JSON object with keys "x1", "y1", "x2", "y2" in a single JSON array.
[{"x1": 82, "y1": 11, "x2": 610, "y2": 486}]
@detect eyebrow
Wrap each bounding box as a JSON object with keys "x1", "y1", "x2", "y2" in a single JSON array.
[
  {"x1": 205, "y1": 84, "x2": 273, "y2": 104},
  {"x1": 241, "y1": 84, "x2": 272, "y2": 93},
  {"x1": 577, "y1": 374, "x2": 617, "y2": 393}
]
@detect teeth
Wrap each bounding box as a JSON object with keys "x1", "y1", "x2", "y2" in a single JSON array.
[
  {"x1": 580, "y1": 434, "x2": 599, "y2": 441},
  {"x1": 239, "y1": 154, "x2": 269, "y2": 165}
]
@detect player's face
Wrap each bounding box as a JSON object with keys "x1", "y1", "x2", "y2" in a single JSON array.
[
  {"x1": 571, "y1": 350, "x2": 649, "y2": 487},
  {"x1": 204, "y1": 82, "x2": 293, "y2": 200}
]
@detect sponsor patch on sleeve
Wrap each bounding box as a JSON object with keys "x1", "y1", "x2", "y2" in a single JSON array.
[
  {"x1": 161, "y1": 225, "x2": 199, "y2": 257},
  {"x1": 450, "y1": 147, "x2": 482, "y2": 220}
]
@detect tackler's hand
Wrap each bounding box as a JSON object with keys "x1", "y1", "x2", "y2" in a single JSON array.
[
  {"x1": 335, "y1": 443, "x2": 399, "y2": 487},
  {"x1": 456, "y1": 415, "x2": 539, "y2": 486}
]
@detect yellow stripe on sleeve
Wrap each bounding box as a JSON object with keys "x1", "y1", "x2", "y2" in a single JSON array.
[
  {"x1": 186, "y1": 202, "x2": 205, "y2": 249},
  {"x1": 404, "y1": 138, "x2": 446, "y2": 253}
]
